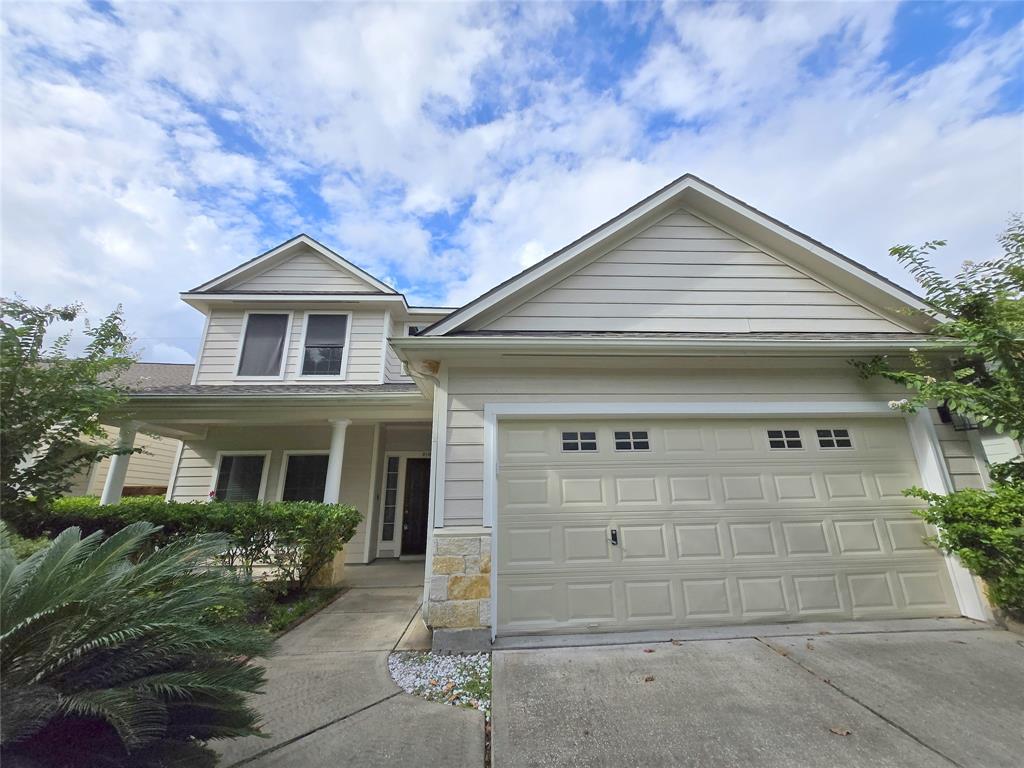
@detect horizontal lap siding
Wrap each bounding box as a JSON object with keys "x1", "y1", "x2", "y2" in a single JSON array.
[
  {"x1": 88, "y1": 431, "x2": 180, "y2": 494},
  {"x1": 195, "y1": 307, "x2": 386, "y2": 384},
  {"x1": 233, "y1": 250, "x2": 378, "y2": 292},
  {"x1": 384, "y1": 314, "x2": 410, "y2": 383},
  {"x1": 169, "y1": 424, "x2": 376, "y2": 563},
  {"x1": 441, "y1": 365, "x2": 983, "y2": 528},
  {"x1": 484, "y1": 209, "x2": 906, "y2": 333}
]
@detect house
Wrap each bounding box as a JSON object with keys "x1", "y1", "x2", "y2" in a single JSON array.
[
  {"x1": 108, "y1": 174, "x2": 1005, "y2": 645},
  {"x1": 68, "y1": 363, "x2": 193, "y2": 498}
]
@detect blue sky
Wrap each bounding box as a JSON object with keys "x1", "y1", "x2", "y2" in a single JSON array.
[{"x1": 2, "y1": 1, "x2": 1022, "y2": 362}]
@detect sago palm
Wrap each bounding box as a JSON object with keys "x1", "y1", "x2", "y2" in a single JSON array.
[{"x1": 0, "y1": 521, "x2": 273, "y2": 767}]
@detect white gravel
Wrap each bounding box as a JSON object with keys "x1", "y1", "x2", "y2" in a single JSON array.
[{"x1": 389, "y1": 651, "x2": 491, "y2": 719}]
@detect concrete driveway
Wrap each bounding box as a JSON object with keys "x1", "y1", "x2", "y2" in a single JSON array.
[
  {"x1": 216, "y1": 562, "x2": 483, "y2": 768},
  {"x1": 493, "y1": 619, "x2": 1024, "y2": 768}
]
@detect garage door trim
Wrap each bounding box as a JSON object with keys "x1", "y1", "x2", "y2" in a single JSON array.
[{"x1": 481, "y1": 401, "x2": 988, "y2": 638}]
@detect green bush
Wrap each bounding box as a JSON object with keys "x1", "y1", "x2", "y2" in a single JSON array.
[
  {"x1": 907, "y1": 481, "x2": 1024, "y2": 620},
  {"x1": 0, "y1": 521, "x2": 272, "y2": 767},
  {"x1": 6, "y1": 496, "x2": 361, "y2": 589},
  {"x1": 5, "y1": 530, "x2": 50, "y2": 560}
]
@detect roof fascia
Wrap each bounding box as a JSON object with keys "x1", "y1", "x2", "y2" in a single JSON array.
[{"x1": 190, "y1": 234, "x2": 398, "y2": 294}]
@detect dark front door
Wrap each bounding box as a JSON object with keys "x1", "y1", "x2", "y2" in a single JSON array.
[{"x1": 401, "y1": 458, "x2": 430, "y2": 555}]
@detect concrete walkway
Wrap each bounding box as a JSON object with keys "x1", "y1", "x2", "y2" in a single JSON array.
[
  {"x1": 217, "y1": 562, "x2": 484, "y2": 767},
  {"x1": 493, "y1": 619, "x2": 1024, "y2": 768}
]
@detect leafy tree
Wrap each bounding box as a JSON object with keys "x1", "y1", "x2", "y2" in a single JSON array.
[
  {"x1": 854, "y1": 216, "x2": 1023, "y2": 445},
  {"x1": 0, "y1": 521, "x2": 272, "y2": 767},
  {"x1": 1, "y1": 299, "x2": 136, "y2": 516}
]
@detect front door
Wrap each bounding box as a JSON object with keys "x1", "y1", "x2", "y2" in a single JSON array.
[{"x1": 401, "y1": 458, "x2": 430, "y2": 555}]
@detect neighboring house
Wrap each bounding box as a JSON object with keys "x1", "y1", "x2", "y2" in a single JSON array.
[
  {"x1": 109, "y1": 174, "x2": 1003, "y2": 644},
  {"x1": 67, "y1": 363, "x2": 192, "y2": 497}
]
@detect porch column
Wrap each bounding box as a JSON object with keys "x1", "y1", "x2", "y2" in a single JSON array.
[
  {"x1": 323, "y1": 419, "x2": 351, "y2": 504},
  {"x1": 100, "y1": 422, "x2": 137, "y2": 505}
]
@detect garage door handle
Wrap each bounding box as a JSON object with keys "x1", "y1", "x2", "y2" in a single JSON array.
[{"x1": 610, "y1": 528, "x2": 619, "y2": 546}]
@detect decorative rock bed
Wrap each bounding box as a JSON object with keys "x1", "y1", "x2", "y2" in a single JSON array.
[{"x1": 388, "y1": 651, "x2": 491, "y2": 719}]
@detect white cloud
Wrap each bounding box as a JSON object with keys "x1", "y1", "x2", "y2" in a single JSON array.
[{"x1": 1, "y1": 1, "x2": 1021, "y2": 360}]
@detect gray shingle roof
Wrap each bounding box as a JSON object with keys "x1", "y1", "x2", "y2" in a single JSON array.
[
  {"x1": 129, "y1": 383, "x2": 421, "y2": 398},
  {"x1": 113, "y1": 362, "x2": 195, "y2": 390},
  {"x1": 443, "y1": 331, "x2": 939, "y2": 342}
]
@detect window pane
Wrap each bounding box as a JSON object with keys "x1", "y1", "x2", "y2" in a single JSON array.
[
  {"x1": 381, "y1": 456, "x2": 400, "y2": 541},
  {"x1": 215, "y1": 455, "x2": 264, "y2": 501},
  {"x1": 302, "y1": 315, "x2": 347, "y2": 375},
  {"x1": 282, "y1": 455, "x2": 329, "y2": 501},
  {"x1": 238, "y1": 314, "x2": 288, "y2": 376}
]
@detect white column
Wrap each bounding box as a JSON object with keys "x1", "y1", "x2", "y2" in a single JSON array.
[
  {"x1": 100, "y1": 422, "x2": 137, "y2": 505},
  {"x1": 323, "y1": 419, "x2": 351, "y2": 504}
]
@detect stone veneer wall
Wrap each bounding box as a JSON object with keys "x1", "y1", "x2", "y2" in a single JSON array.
[{"x1": 427, "y1": 529, "x2": 492, "y2": 629}]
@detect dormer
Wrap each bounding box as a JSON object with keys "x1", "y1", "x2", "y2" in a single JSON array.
[{"x1": 181, "y1": 235, "x2": 451, "y2": 386}]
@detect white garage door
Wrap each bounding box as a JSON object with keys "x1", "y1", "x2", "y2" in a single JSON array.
[{"x1": 496, "y1": 418, "x2": 959, "y2": 635}]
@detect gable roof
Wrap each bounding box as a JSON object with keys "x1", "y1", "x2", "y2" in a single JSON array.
[
  {"x1": 190, "y1": 234, "x2": 398, "y2": 295},
  {"x1": 422, "y1": 174, "x2": 933, "y2": 336}
]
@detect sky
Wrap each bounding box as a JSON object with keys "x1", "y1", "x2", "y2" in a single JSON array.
[{"x1": 2, "y1": 0, "x2": 1022, "y2": 363}]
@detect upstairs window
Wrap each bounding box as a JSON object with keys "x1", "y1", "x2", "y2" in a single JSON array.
[
  {"x1": 767, "y1": 429, "x2": 802, "y2": 449},
  {"x1": 213, "y1": 454, "x2": 265, "y2": 501},
  {"x1": 302, "y1": 314, "x2": 349, "y2": 376},
  {"x1": 238, "y1": 313, "x2": 289, "y2": 377},
  {"x1": 562, "y1": 431, "x2": 598, "y2": 452}
]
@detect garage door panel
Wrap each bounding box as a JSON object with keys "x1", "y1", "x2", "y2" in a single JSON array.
[{"x1": 497, "y1": 418, "x2": 960, "y2": 634}]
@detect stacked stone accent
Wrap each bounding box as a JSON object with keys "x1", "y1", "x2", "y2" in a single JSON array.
[{"x1": 427, "y1": 530, "x2": 492, "y2": 629}]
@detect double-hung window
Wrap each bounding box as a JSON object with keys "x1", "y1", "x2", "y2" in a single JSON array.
[
  {"x1": 213, "y1": 454, "x2": 266, "y2": 501},
  {"x1": 281, "y1": 454, "x2": 330, "y2": 501},
  {"x1": 238, "y1": 313, "x2": 289, "y2": 377},
  {"x1": 302, "y1": 314, "x2": 349, "y2": 376}
]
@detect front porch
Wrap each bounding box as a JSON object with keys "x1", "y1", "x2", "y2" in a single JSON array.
[{"x1": 105, "y1": 390, "x2": 437, "y2": 565}]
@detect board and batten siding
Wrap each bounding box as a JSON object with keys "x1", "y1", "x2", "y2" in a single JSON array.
[
  {"x1": 195, "y1": 307, "x2": 386, "y2": 384},
  {"x1": 169, "y1": 424, "x2": 377, "y2": 563},
  {"x1": 231, "y1": 248, "x2": 380, "y2": 293},
  {"x1": 482, "y1": 210, "x2": 908, "y2": 334},
  {"x1": 440, "y1": 364, "x2": 985, "y2": 528}
]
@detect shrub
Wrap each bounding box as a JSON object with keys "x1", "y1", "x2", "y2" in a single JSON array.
[
  {"x1": 5, "y1": 496, "x2": 361, "y2": 589},
  {"x1": 0, "y1": 521, "x2": 272, "y2": 767},
  {"x1": 907, "y1": 482, "x2": 1024, "y2": 621},
  {"x1": 5, "y1": 530, "x2": 50, "y2": 560}
]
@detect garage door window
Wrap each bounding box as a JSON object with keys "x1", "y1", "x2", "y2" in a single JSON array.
[
  {"x1": 817, "y1": 428, "x2": 853, "y2": 449},
  {"x1": 562, "y1": 431, "x2": 597, "y2": 452},
  {"x1": 614, "y1": 430, "x2": 650, "y2": 451},
  {"x1": 767, "y1": 429, "x2": 802, "y2": 449}
]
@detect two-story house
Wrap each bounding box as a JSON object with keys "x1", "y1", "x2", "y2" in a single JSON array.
[{"x1": 108, "y1": 174, "x2": 1003, "y2": 647}]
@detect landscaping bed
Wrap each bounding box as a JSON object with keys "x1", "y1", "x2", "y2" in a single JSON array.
[{"x1": 389, "y1": 652, "x2": 491, "y2": 719}]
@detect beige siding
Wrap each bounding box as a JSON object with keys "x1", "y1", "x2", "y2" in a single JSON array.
[
  {"x1": 931, "y1": 411, "x2": 988, "y2": 491},
  {"x1": 169, "y1": 424, "x2": 377, "y2": 563},
  {"x1": 979, "y1": 429, "x2": 1021, "y2": 466},
  {"x1": 232, "y1": 248, "x2": 380, "y2": 293},
  {"x1": 442, "y1": 363, "x2": 984, "y2": 527},
  {"x1": 195, "y1": 307, "x2": 386, "y2": 384},
  {"x1": 483, "y1": 210, "x2": 907, "y2": 333},
  {"x1": 87, "y1": 430, "x2": 180, "y2": 494},
  {"x1": 384, "y1": 314, "x2": 408, "y2": 383}
]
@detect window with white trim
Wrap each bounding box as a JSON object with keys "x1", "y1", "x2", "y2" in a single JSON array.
[
  {"x1": 302, "y1": 314, "x2": 348, "y2": 376},
  {"x1": 282, "y1": 455, "x2": 329, "y2": 501},
  {"x1": 767, "y1": 429, "x2": 802, "y2": 449},
  {"x1": 817, "y1": 428, "x2": 853, "y2": 449},
  {"x1": 213, "y1": 455, "x2": 265, "y2": 501},
  {"x1": 381, "y1": 456, "x2": 400, "y2": 540},
  {"x1": 562, "y1": 431, "x2": 598, "y2": 452},
  {"x1": 238, "y1": 314, "x2": 289, "y2": 376},
  {"x1": 614, "y1": 430, "x2": 650, "y2": 451}
]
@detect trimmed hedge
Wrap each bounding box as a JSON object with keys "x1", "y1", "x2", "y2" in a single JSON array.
[{"x1": 7, "y1": 495, "x2": 362, "y2": 590}]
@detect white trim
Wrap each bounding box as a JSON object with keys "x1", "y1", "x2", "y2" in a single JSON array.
[
  {"x1": 164, "y1": 440, "x2": 185, "y2": 501},
  {"x1": 426, "y1": 176, "x2": 932, "y2": 336},
  {"x1": 363, "y1": 423, "x2": 382, "y2": 562},
  {"x1": 234, "y1": 310, "x2": 292, "y2": 381},
  {"x1": 276, "y1": 450, "x2": 330, "y2": 502},
  {"x1": 191, "y1": 234, "x2": 398, "y2": 294},
  {"x1": 209, "y1": 450, "x2": 272, "y2": 501},
  {"x1": 295, "y1": 311, "x2": 352, "y2": 380},
  {"x1": 904, "y1": 410, "x2": 990, "y2": 621},
  {"x1": 379, "y1": 311, "x2": 391, "y2": 384},
  {"x1": 190, "y1": 313, "x2": 211, "y2": 385},
  {"x1": 422, "y1": 367, "x2": 448, "y2": 613}
]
